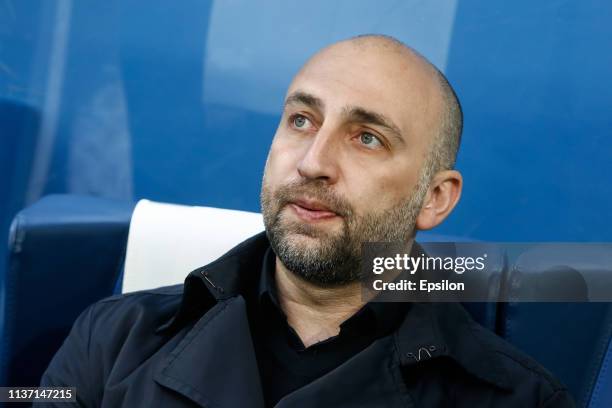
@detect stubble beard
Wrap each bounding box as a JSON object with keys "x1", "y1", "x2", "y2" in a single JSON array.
[{"x1": 260, "y1": 171, "x2": 431, "y2": 287}]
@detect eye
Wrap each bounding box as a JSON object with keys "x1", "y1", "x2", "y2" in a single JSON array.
[
  {"x1": 291, "y1": 114, "x2": 311, "y2": 129},
  {"x1": 359, "y1": 132, "x2": 383, "y2": 149}
]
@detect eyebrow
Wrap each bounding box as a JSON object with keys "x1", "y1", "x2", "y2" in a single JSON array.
[{"x1": 284, "y1": 91, "x2": 324, "y2": 111}]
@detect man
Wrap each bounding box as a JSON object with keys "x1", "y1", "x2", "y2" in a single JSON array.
[{"x1": 40, "y1": 35, "x2": 574, "y2": 407}]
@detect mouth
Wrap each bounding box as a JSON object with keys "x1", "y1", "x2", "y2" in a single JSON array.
[{"x1": 288, "y1": 198, "x2": 340, "y2": 222}]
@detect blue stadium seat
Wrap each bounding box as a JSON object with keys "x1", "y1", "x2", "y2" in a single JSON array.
[
  {"x1": 500, "y1": 245, "x2": 612, "y2": 407},
  {"x1": 2, "y1": 195, "x2": 134, "y2": 386},
  {"x1": 589, "y1": 337, "x2": 612, "y2": 408}
]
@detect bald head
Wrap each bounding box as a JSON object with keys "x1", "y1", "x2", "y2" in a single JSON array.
[{"x1": 299, "y1": 34, "x2": 463, "y2": 175}]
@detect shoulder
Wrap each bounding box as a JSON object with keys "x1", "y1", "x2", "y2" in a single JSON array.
[
  {"x1": 70, "y1": 284, "x2": 186, "y2": 360},
  {"x1": 426, "y1": 302, "x2": 574, "y2": 406},
  {"x1": 96, "y1": 284, "x2": 184, "y2": 308},
  {"x1": 473, "y1": 321, "x2": 561, "y2": 381},
  {"x1": 465, "y1": 312, "x2": 574, "y2": 406},
  {"x1": 41, "y1": 284, "x2": 186, "y2": 397},
  {"x1": 86, "y1": 284, "x2": 184, "y2": 332}
]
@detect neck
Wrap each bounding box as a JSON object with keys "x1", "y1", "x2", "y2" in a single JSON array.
[{"x1": 274, "y1": 257, "x2": 368, "y2": 348}]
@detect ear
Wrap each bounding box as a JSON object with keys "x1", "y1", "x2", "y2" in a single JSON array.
[{"x1": 415, "y1": 170, "x2": 462, "y2": 231}]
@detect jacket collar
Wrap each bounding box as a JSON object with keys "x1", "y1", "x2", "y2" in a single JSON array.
[
  {"x1": 155, "y1": 296, "x2": 265, "y2": 408},
  {"x1": 157, "y1": 231, "x2": 513, "y2": 391},
  {"x1": 156, "y1": 231, "x2": 270, "y2": 333}
]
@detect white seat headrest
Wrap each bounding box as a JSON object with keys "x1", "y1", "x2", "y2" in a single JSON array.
[{"x1": 122, "y1": 199, "x2": 264, "y2": 293}]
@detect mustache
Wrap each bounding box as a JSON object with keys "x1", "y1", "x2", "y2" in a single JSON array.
[{"x1": 273, "y1": 180, "x2": 353, "y2": 218}]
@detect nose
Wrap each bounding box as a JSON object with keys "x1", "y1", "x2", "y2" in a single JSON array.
[{"x1": 296, "y1": 125, "x2": 340, "y2": 183}]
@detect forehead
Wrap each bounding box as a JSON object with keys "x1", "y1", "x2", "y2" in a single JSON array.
[{"x1": 286, "y1": 43, "x2": 441, "y2": 143}]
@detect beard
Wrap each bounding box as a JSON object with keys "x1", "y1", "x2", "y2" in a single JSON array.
[{"x1": 260, "y1": 169, "x2": 431, "y2": 287}]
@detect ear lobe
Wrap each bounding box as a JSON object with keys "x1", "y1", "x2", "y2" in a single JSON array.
[
  {"x1": 415, "y1": 199, "x2": 438, "y2": 231},
  {"x1": 415, "y1": 170, "x2": 463, "y2": 231}
]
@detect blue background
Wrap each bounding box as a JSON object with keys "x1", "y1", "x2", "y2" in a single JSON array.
[
  {"x1": 1, "y1": 0, "x2": 611, "y2": 260},
  {"x1": 1, "y1": 2, "x2": 612, "y2": 401}
]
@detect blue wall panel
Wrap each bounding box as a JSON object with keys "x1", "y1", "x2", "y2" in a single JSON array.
[
  {"x1": 444, "y1": 1, "x2": 612, "y2": 241},
  {"x1": 1, "y1": 0, "x2": 610, "y2": 248}
]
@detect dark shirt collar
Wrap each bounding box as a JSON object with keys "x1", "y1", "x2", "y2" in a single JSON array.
[
  {"x1": 257, "y1": 246, "x2": 280, "y2": 308},
  {"x1": 158, "y1": 231, "x2": 512, "y2": 390},
  {"x1": 257, "y1": 246, "x2": 408, "y2": 345}
]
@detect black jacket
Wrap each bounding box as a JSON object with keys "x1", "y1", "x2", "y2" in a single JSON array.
[{"x1": 40, "y1": 232, "x2": 575, "y2": 407}]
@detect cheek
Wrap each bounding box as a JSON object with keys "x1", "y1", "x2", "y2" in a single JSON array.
[
  {"x1": 343, "y1": 164, "x2": 418, "y2": 213},
  {"x1": 265, "y1": 136, "x2": 302, "y2": 182}
]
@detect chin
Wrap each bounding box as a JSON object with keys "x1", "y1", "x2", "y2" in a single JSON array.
[{"x1": 284, "y1": 229, "x2": 324, "y2": 246}]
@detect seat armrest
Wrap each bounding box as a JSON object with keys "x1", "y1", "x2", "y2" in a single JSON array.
[{"x1": 2, "y1": 194, "x2": 134, "y2": 386}]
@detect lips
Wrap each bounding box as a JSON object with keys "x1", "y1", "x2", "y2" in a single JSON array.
[{"x1": 289, "y1": 198, "x2": 339, "y2": 221}]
